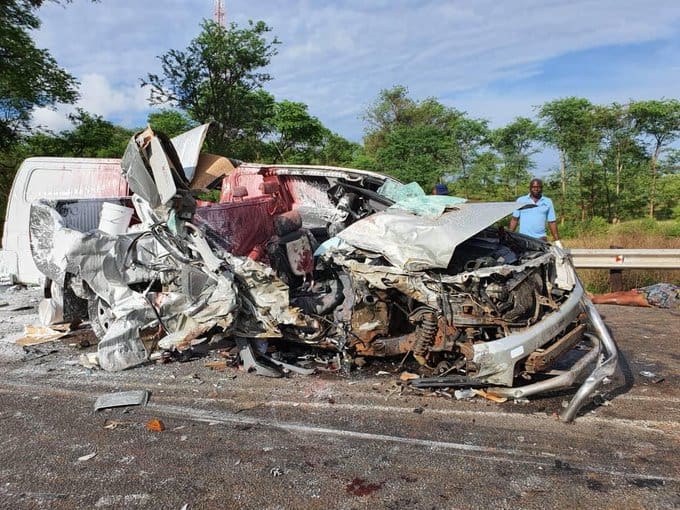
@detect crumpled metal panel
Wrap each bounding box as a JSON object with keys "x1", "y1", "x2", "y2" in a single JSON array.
[
  {"x1": 29, "y1": 201, "x2": 88, "y2": 285},
  {"x1": 170, "y1": 123, "x2": 210, "y2": 182},
  {"x1": 337, "y1": 202, "x2": 523, "y2": 271}
]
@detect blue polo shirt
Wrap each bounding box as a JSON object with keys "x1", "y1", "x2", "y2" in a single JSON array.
[{"x1": 512, "y1": 194, "x2": 556, "y2": 239}]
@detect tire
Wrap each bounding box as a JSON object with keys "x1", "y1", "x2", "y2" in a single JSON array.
[{"x1": 88, "y1": 297, "x2": 113, "y2": 340}]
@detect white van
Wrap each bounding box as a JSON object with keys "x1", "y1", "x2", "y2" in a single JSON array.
[{"x1": 0, "y1": 157, "x2": 129, "y2": 285}]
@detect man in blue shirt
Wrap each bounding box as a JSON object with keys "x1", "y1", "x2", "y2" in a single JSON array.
[{"x1": 509, "y1": 178, "x2": 562, "y2": 246}]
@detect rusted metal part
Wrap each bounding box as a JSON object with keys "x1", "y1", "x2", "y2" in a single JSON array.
[
  {"x1": 352, "y1": 333, "x2": 416, "y2": 357},
  {"x1": 524, "y1": 323, "x2": 586, "y2": 373},
  {"x1": 429, "y1": 316, "x2": 459, "y2": 352},
  {"x1": 350, "y1": 300, "x2": 389, "y2": 344}
]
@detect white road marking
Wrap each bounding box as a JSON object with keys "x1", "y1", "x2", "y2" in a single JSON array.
[{"x1": 150, "y1": 401, "x2": 680, "y2": 483}]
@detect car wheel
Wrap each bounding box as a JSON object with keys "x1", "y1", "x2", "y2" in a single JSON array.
[{"x1": 88, "y1": 297, "x2": 113, "y2": 340}]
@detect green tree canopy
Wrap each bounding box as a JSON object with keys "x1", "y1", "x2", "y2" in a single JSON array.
[
  {"x1": 362, "y1": 86, "x2": 490, "y2": 191},
  {"x1": 142, "y1": 19, "x2": 279, "y2": 157},
  {"x1": 265, "y1": 100, "x2": 325, "y2": 163},
  {"x1": 492, "y1": 117, "x2": 541, "y2": 197},
  {"x1": 0, "y1": 0, "x2": 86, "y2": 149},
  {"x1": 15, "y1": 109, "x2": 133, "y2": 158},
  {"x1": 629, "y1": 99, "x2": 680, "y2": 217},
  {"x1": 147, "y1": 109, "x2": 197, "y2": 139}
]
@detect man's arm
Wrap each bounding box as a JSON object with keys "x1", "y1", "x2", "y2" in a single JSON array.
[
  {"x1": 509, "y1": 217, "x2": 518, "y2": 232},
  {"x1": 548, "y1": 220, "x2": 559, "y2": 241}
]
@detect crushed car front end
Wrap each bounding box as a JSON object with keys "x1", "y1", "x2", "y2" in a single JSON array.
[{"x1": 28, "y1": 124, "x2": 618, "y2": 421}]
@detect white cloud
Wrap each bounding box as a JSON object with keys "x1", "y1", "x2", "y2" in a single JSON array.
[
  {"x1": 28, "y1": 0, "x2": 680, "y2": 140},
  {"x1": 30, "y1": 73, "x2": 152, "y2": 132},
  {"x1": 82, "y1": 74, "x2": 150, "y2": 117},
  {"x1": 30, "y1": 107, "x2": 74, "y2": 133}
]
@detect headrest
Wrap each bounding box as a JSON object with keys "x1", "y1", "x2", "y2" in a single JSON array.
[
  {"x1": 273, "y1": 210, "x2": 302, "y2": 236},
  {"x1": 259, "y1": 181, "x2": 280, "y2": 195},
  {"x1": 232, "y1": 186, "x2": 249, "y2": 198}
]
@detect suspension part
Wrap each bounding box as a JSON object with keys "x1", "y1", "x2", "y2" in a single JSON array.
[{"x1": 413, "y1": 311, "x2": 437, "y2": 365}]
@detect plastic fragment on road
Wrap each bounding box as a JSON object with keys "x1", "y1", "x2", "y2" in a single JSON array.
[
  {"x1": 103, "y1": 419, "x2": 132, "y2": 430},
  {"x1": 146, "y1": 419, "x2": 165, "y2": 432},
  {"x1": 79, "y1": 352, "x2": 100, "y2": 369},
  {"x1": 473, "y1": 389, "x2": 508, "y2": 403},
  {"x1": 399, "y1": 371, "x2": 420, "y2": 381},
  {"x1": 454, "y1": 389, "x2": 476, "y2": 400},
  {"x1": 94, "y1": 390, "x2": 150, "y2": 411},
  {"x1": 205, "y1": 360, "x2": 229, "y2": 371},
  {"x1": 77, "y1": 452, "x2": 97, "y2": 461}
]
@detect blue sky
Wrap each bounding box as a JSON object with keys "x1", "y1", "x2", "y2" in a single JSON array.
[{"x1": 31, "y1": 0, "x2": 680, "y2": 172}]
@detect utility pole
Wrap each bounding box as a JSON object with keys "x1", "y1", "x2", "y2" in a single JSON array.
[{"x1": 214, "y1": 0, "x2": 226, "y2": 27}]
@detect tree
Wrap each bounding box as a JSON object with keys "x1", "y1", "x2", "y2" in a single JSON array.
[
  {"x1": 449, "y1": 117, "x2": 490, "y2": 198},
  {"x1": 538, "y1": 97, "x2": 598, "y2": 221},
  {"x1": 265, "y1": 100, "x2": 324, "y2": 163},
  {"x1": 147, "y1": 109, "x2": 196, "y2": 138},
  {"x1": 492, "y1": 117, "x2": 541, "y2": 197},
  {"x1": 362, "y1": 86, "x2": 473, "y2": 189},
  {"x1": 142, "y1": 19, "x2": 279, "y2": 157},
  {"x1": 629, "y1": 99, "x2": 680, "y2": 218},
  {"x1": 0, "y1": 1, "x2": 89, "y2": 149},
  {"x1": 591, "y1": 103, "x2": 647, "y2": 221},
  {"x1": 14, "y1": 109, "x2": 132, "y2": 158},
  {"x1": 315, "y1": 130, "x2": 360, "y2": 167}
]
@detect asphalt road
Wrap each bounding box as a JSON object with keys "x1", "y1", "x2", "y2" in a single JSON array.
[{"x1": 0, "y1": 286, "x2": 678, "y2": 509}]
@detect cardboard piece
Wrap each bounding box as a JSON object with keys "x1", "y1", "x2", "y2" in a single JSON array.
[{"x1": 190, "y1": 153, "x2": 236, "y2": 190}]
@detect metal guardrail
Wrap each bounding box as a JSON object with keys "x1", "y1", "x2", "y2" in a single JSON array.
[{"x1": 569, "y1": 248, "x2": 680, "y2": 269}]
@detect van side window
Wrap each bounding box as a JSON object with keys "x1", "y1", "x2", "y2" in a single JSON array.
[{"x1": 25, "y1": 167, "x2": 128, "y2": 201}]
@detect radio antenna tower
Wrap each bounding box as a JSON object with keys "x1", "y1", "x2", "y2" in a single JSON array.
[{"x1": 214, "y1": 0, "x2": 226, "y2": 27}]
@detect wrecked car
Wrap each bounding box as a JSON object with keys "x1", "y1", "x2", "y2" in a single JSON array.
[{"x1": 28, "y1": 125, "x2": 618, "y2": 422}]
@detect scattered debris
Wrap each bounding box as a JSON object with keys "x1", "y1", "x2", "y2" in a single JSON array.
[
  {"x1": 399, "y1": 371, "x2": 420, "y2": 382},
  {"x1": 473, "y1": 389, "x2": 508, "y2": 403},
  {"x1": 79, "y1": 352, "x2": 99, "y2": 369},
  {"x1": 269, "y1": 467, "x2": 283, "y2": 477},
  {"x1": 146, "y1": 419, "x2": 166, "y2": 432},
  {"x1": 103, "y1": 419, "x2": 132, "y2": 430},
  {"x1": 77, "y1": 452, "x2": 97, "y2": 462},
  {"x1": 205, "y1": 360, "x2": 229, "y2": 371},
  {"x1": 639, "y1": 370, "x2": 657, "y2": 378},
  {"x1": 94, "y1": 390, "x2": 150, "y2": 411},
  {"x1": 12, "y1": 324, "x2": 68, "y2": 346},
  {"x1": 454, "y1": 389, "x2": 476, "y2": 400}
]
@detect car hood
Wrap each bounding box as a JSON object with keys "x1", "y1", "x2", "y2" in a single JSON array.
[{"x1": 337, "y1": 201, "x2": 525, "y2": 271}]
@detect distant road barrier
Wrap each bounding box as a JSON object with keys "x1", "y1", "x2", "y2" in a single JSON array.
[
  {"x1": 569, "y1": 249, "x2": 680, "y2": 269},
  {"x1": 568, "y1": 248, "x2": 680, "y2": 291}
]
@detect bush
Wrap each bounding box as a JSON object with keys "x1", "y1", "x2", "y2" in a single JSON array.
[
  {"x1": 659, "y1": 220, "x2": 680, "y2": 238},
  {"x1": 614, "y1": 217, "x2": 661, "y2": 237}
]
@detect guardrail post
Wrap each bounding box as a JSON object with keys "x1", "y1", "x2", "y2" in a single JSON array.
[{"x1": 609, "y1": 245, "x2": 623, "y2": 292}]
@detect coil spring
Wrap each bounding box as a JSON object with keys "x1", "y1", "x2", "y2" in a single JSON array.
[{"x1": 413, "y1": 311, "x2": 437, "y2": 359}]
